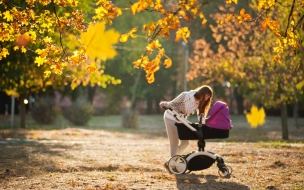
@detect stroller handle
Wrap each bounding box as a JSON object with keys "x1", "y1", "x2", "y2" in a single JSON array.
[
  {"x1": 161, "y1": 104, "x2": 170, "y2": 110},
  {"x1": 161, "y1": 104, "x2": 204, "y2": 125}
]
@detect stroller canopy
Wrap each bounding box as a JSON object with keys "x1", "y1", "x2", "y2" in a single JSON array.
[{"x1": 206, "y1": 101, "x2": 232, "y2": 130}]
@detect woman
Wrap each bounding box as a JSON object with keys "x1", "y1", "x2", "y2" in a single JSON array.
[{"x1": 159, "y1": 85, "x2": 213, "y2": 171}]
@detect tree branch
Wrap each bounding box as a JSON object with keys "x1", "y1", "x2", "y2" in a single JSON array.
[
  {"x1": 51, "y1": 0, "x2": 68, "y2": 58},
  {"x1": 294, "y1": 14, "x2": 304, "y2": 30},
  {"x1": 284, "y1": 0, "x2": 295, "y2": 36}
]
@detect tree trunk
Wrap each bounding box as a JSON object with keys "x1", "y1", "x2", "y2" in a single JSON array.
[
  {"x1": 20, "y1": 95, "x2": 26, "y2": 129},
  {"x1": 281, "y1": 102, "x2": 289, "y2": 140},
  {"x1": 130, "y1": 71, "x2": 141, "y2": 109},
  {"x1": 235, "y1": 87, "x2": 244, "y2": 115},
  {"x1": 293, "y1": 101, "x2": 299, "y2": 129},
  {"x1": 122, "y1": 71, "x2": 141, "y2": 129},
  {"x1": 87, "y1": 86, "x2": 97, "y2": 104},
  {"x1": 146, "y1": 97, "x2": 153, "y2": 114},
  {"x1": 155, "y1": 97, "x2": 161, "y2": 114}
]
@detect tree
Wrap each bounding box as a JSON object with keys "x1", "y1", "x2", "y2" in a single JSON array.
[
  {"x1": 0, "y1": 1, "x2": 121, "y2": 128},
  {"x1": 187, "y1": 3, "x2": 304, "y2": 140}
]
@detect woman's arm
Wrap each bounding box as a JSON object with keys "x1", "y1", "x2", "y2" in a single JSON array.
[
  {"x1": 159, "y1": 92, "x2": 187, "y2": 111},
  {"x1": 167, "y1": 92, "x2": 187, "y2": 107}
]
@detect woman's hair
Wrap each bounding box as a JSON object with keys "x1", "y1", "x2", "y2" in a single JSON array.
[{"x1": 194, "y1": 85, "x2": 213, "y2": 116}]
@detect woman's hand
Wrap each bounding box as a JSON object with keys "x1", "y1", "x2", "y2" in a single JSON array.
[
  {"x1": 159, "y1": 101, "x2": 168, "y2": 108},
  {"x1": 198, "y1": 113, "x2": 204, "y2": 121}
]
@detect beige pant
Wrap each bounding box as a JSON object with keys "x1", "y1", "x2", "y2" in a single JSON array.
[{"x1": 164, "y1": 115, "x2": 189, "y2": 157}]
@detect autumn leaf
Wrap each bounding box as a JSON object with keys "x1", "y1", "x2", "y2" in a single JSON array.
[
  {"x1": 175, "y1": 27, "x2": 190, "y2": 42},
  {"x1": 0, "y1": 48, "x2": 9, "y2": 59},
  {"x1": 34, "y1": 56, "x2": 46, "y2": 67},
  {"x1": 86, "y1": 62, "x2": 98, "y2": 73},
  {"x1": 44, "y1": 70, "x2": 51, "y2": 77},
  {"x1": 146, "y1": 40, "x2": 162, "y2": 54},
  {"x1": 80, "y1": 22, "x2": 120, "y2": 61},
  {"x1": 164, "y1": 58, "x2": 172, "y2": 68},
  {"x1": 246, "y1": 105, "x2": 265, "y2": 128},
  {"x1": 43, "y1": 36, "x2": 52, "y2": 43},
  {"x1": 5, "y1": 89, "x2": 19, "y2": 98},
  {"x1": 119, "y1": 34, "x2": 129, "y2": 42},
  {"x1": 261, "y1": 18, "x2": 268, "y2": 31},
  {"x1": 146, "y1": 72, "x2": 155, "y2": 84},
  {"x1": 226, "y1": 0, "x2": 238, "y2": 4},
  {"x1": 21, "y1": 46, "x2": 27, "y2": 53},
  {"x1": 129, "y1": 27, "x2": 138, "y2": 38},
  {"x1": 3, "y1": 11, "x2": 13, "y2": 22}
]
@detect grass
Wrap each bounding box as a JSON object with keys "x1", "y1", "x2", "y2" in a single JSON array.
[{"x1": 1, "y1": 113, "x2": 304, "y2": 141}]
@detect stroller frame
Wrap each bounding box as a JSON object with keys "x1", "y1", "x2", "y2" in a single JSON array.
[{"x1": 164, "y1": 108, "x2": 232, "y2": 177}]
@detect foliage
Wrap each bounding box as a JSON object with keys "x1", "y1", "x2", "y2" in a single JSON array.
[
  {"x1": 0, "y1": 0, "x2": 121, "y2": 97},
  {"x1": 102, "y1": 2, "x2": 179, "y2": 114},
  {"x1": 1, "y1": 0, "x2": 302, "y2": 85},
  {"x1": 186, "y1": 2, "x2": 303, "y2": 139},
  {"x1": 188, "y1": 2, "x2": 304, "y2": 107},
  {"x1": 31, "y1": 97, "x2": 60, "y2": 124},
  {"x1": 246, "y1": 105, "x2": 266, "y2": 128},
  {"x1": 62, "y1": 99, "x2": 93, "y2": 126}
]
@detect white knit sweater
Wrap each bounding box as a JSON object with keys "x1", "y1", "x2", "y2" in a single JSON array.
[{"x1": 164, "y1": 90, "x2": 199, "y2": 121}]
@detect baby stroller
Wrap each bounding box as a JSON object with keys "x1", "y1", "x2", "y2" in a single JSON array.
[{"x1": 163, "y1": 101, "x2": 233, "y2": 177}]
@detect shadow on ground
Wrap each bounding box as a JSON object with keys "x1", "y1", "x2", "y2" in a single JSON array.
[{"x1": 176, "y1": 174, "x2": 250, "y2": 190}]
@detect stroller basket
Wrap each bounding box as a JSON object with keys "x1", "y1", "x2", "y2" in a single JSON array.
[
  {"x1": 175, "y1": 101, "x2": 232, "y2": 140},
  {"x1": 175, "y1": 123, "x2": 229, "y2": 140}
]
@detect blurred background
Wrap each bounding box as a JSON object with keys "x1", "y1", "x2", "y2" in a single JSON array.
[{"x1": 0, "y1": 0, "x2": 303, "y2": 141}]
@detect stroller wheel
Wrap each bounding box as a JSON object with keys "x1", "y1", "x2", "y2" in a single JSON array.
[
  {"x1": 218, "y1": 165, "x2": 232, "y2": 177},
  {"x1": 168, "y1": 155, "x2": 188, "y2": 175}
]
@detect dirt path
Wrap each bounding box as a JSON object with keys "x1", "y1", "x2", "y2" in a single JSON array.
[{"x1": 0, "y1": 128, "x2": 304, "y2": 190}]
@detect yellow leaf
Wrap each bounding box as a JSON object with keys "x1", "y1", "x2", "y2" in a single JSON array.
[
  {"x1": 81, "y1": 22, "x2": 120, "y2": 61},
  {"x1": 120, "y1": 34, "x2": 129, "y2": 42},
  {"x1": 296, "y1": 81, "x2": 304, "y2": 90},
  {"x1": 86, "y1": 62, "x2": 98, "y2": 73},
  {"x1": 21, "y1": 46, "x2": 27, "y2": 53},
  {"x1": 240, "y1": 8, "x2": 245, "y2": 16},
  {"x1": 225, "y1": 14, "x2": 233, "y2": 21},
  {"x1": 243, "y1": 14, "x2": 251, "y2": 21},
  {"x1": 146, "y1": 73, "x2": 155, "y2": 84},
  {"x1": 34, "y1": 56, "x2": 46, "y2": 67},
  {"x1": 131, "y1": 2, "x2": 139, "y2": 15},
  {"x1": 116, "y1": 8, "x2": 122, "y2": 16},
  {"x1": 3, "y1": 11, "x2": 13, "y2": 22},
  {"x1": 226, "y1": 0, "x2": 238, "y2": 4},
  {"x1": 175, "y1": 27, "x2": 190, "y2": 42},
  {"x1": 13, "y1": 46, "x2": 19, "y2": 51},
  {"x1": 273, "y1": 46, "x2": 283, "y2": 53},
  {"x1": 43, "y1": 36, "x2": 52, "y2": 43},
  {"x1": 44, "y1": 70, "x2": 51, "y2": 77},
  {"x1": 129, "y1": 27, "x2": 138, "y2": 38},
  {"x1": 164, "y1": 58, "x2": 172, "y2": 68},
  {"x1": 219, "y1": 20, "x2": 225, "y2": 25},
  {"x1": 246, "y1": 105, "x2": 265, "y2": 128},
  {"x1": 67, "y1": 0, "x2": 79, "y2": 7},
  {"x1": 1, "y1": 48, "x2": 9, "y2": 58},
  {"x1": 5, "y1": 89, "x2": 19, "y2": 98}
]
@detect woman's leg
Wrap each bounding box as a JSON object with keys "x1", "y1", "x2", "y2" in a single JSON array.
[
  {"x1": 177, "y1": 140, "x2": 189, "y2": 155},
  {"x1": 164, "y1": 116, "x2": 179, "y2": 157}
]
